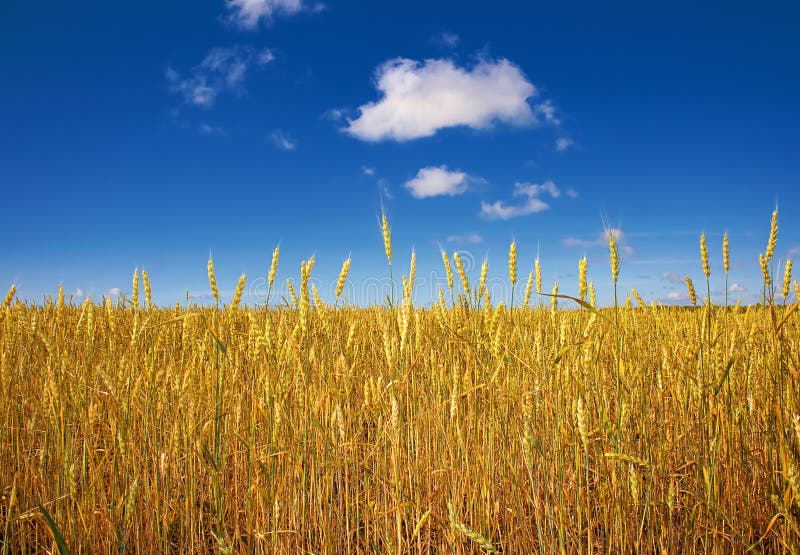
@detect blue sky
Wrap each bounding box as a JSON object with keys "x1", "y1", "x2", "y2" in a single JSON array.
[{"x1": 2, "y1": 0, "x2": 799, "y2": 306}]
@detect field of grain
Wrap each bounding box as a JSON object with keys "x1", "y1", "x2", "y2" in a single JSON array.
[{"x1": 1, "y1": 212, "x2": 799, "y2": 553}]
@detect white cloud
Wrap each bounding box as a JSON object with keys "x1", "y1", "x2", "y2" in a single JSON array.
[
  {"x1": 377, "y1": 178, "x2": 393, "y2": 200},
  {"x1": 257, "y1": 49, "x2": 276, "y2": 64},
  {"x1": 789, "y1": 246, "x2": 800, "y2": 256},
  {"x1": 106, "y1": 287, "x2": 122, "y2": 297},
  {"x1": 446, "y1": 233, "x2": 484, "y2": 244},
  {"x1": 661, "y1": 271, "x2": 683, "y2": 284},
  {"x1": 323, "y1": 107, "x2": 347, "y2": 121},
  {"x1": 167, "y1": 46, "x2": 274, "y2": 108},
  {"x1": 73, "y1": 288, "x2": 84, "y2": 299},
  {"x1": 199, "y1": 123, "x2": 225, "y2": 135},
  {"x1": 562, "y1": 228, "x2": 625, "y2": 249},
  {"x1": 666, "y1": 290, "x2": 688, "y2": 302},
  {"x1": 404, "y1": 166, "x2": 472, "y2": 199},
  {"x1": 534, "y1": 100, "x2": 559, "y2": 125},
  {"x1": 434, "y1": 32, "x2": 460, "y2": 48},
  {"x1": 268, "y1": 130, "x2": 297, "y2": 150},
  {"x1": 362, "y1": 166, "x2": 375, "y2": 176},
  {"x1": 481, "y1": 180, "x2": 567, "y2": 220},
  {"x1": 226, "y1": 0, "x2": 310, "y2": 29},
  {"x1": 346, "y1": 57, "x2": 540, "y2": 142},
  {"x1": 729, "y1": 282, "x2": 745, "y2": 292},
  {"x1": 555, "y1": 137, "x2": 573, "y2": 152}
]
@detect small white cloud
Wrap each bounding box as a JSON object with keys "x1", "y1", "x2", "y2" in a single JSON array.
[
  {"x1": 562, "y1": 228, "x2": 624, "y2": 249},
  {"x1": 377, "y1": 178, "x2": 393, "y2": 199},
  {"x1": 666, "y1": 290, "x2": 687, "y2": 301},
  {"x1": 167, "y1": 46, "x2": 271, "y2": 108},
  {"x1": 257, "y1": 48, "x2": 276, "y2": 65},
  {"x1": 106, "y1": 287, "x2": 122, "y2": 297},
  {"x1": 73, "y1": 288, "x2": 84, "y2": 299},
  {"x1": 199, "y1": 123, "x2": 225, "y2": 135},
  {"x1": 555, "y1": 137, "x2": 573, "y2": 152},
  {"x1": 404, "y1": 166, "x2": 472, "y2": 199},
  {"x1": 481, "y1": 180, "x2": 567, "y2": 221},
  {"x1": 789, "y1": 246, "x2": 800, "y2": 256},
  {"x1": 729, "y1": 282, "x2": 745, "y2": 292},
  {"x1": 346, "y1": 57, "x2": 540, "y2": 142},
  {"x1": 323, "y1": 107, "x2": 348, "y2": 121},
  {"x1": 446, "y1": 233, "x2": 484, "y2": 244},
  {"x1": 268, "y1": 129, "x2": 297, "y2": 150},
  {"x1": 226, "y1": 0, "x2": 309, "y2": 29},
  {"x1": 661, "y1": 271, "x2": 683, "y2": 284},
  {"x1": 362, "y1": 166, "x2": 375, "y2": 176},
  {"x1": 565, "y1": 188, "x2": 578, "y2": 198},
  {"x1": 534, "y1": 100, "x2": 559, "y2": 125},
  {"x1": 434, "y1": 31, "x2": 460, "y2": 48}
]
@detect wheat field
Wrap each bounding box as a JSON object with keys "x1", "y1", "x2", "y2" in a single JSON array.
[{"x1": 1, "y1": 212, "x2": 799, "y2": 553}]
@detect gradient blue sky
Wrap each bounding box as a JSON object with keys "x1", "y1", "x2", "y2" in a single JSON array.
[{"x1": 2, "y1": 0, "x2": 799, "y2": 306}]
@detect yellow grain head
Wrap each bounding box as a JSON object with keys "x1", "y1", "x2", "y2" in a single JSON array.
[
  {"x1": 232, "y1": 274, "x2": 246, "y2": 309},
  {"x1": 608, "y1": 231, "x2": 619, "y2": 284},
  {"x1": 508, "y1": 241, "x2": 518, "y2": 287},
  {"x1": 551, "y1": 280, "x2": 558, "y2": 311},
  {"x1": 631, "y1": 288, "x2": 645, "y2": 307},
  {"x1": 2, "y1": 284, "x2": 16, "y2": 309},
  {"x1": 783, "y1": 258, "x2": 793, "y2": 301},
  {"x1": 477, "y1": 258, "x2": 488, "y2": 300},
  {"x1": 268, "y1": 246, "x2": 280, "y2": 290},
  {"x1": 578, "y1": 256, "x2": 587, "y2": 301},
  {"x1": 131, "y1": 268, "x2": 139, "y2": 309},
  {"x1": 142, "y1": 269, "x2": 152, "y2": 310},
  {"x1": 312, "y1": 283, "x2": 323, "y2": 309},
  {"x1": 208, "y1": 258, "x2": 220, "y2": 305},
  {"x1": 408, "y1": 250, "x2": 417, "y2": 295},
  {"x1": 723, "y1": 232, "x2": 729, "y2": 274},
  {"x1": 700, "y1": 233, "x2": 710, "y2": 280},
  {"x1": 523, "y1": 271, "x2": 534, "y2": 307},
  {"x1": 535, "y1": 258, "x2": 542, "y2": 296},
  {"x1": 453, "y1": 252, "x2": 470, "y2": 294},
  {"x1": 381, "y1": 211, "x2": 392, "y2": 264},
  {"x1": 589, "y1": 282, "x2": 596, "y2": 307},
  {"x1": 766, "y1": 209, "x2": 778, "y2": 263},
  {"x1": 441, "y1": 250, "x2": 454, "y2": 292},
  {"x1": 336, "y1": 256, "x2": 351, "y2": 300},
  {"x1": 286, "y1": 279, "x2": 298, "y2": 306},
  {"x1": 685, "y1": 276, "x2": 697, "y2": 306},
  {"x1": 759, "y1": 253, "x2": 771, "y2": 290}
]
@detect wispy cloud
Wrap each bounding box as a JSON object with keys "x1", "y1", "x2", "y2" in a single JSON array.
[
  {"x1": 225, "y1": 0, "x2": 320, "y2": 29},
  {"x1": 199, "y1": 123, "x2": 226, "y2": 135},
  {"x1": 446, "y1": 233, "x2": 484, "y2": 244},
  {"x1": 665, "y1": 290, "x2": 689, "y2": 302},
  {"x1": 106, "y1": 287, "x2": 122, "y2": 297},
  {"x1": 562, "y1": 229, "x2": 632, "y2": 256},
  {"x1": 346, "y1": 57, "x2": 546, "y2": 142},
  {"x1": 555, "y1": 137, "x2": 574, "y2": 152},
  {"x1": 789, "y1": 246, "x2": 800, "y2": 256},
  {"x1": 481, "y1": 180, "x2": 570, "y2": 220},
  {"x1": 661, "y1": 271, "x2": 683, "y2": 284},
  {"x1": 361, "y1": 166, "x2": 375, "y2": 176},
  {"x1": 73, "y1": 288, "x2": 84, "y2": 299},
  {"x1": 533, "y1": 100, "x2": 559, "y2": 125},
  {"x1": 166, "y1": 46, "x2": 274, "y2": 108},
  {"x1": 268, "y1": 129, "x2": 297, "y2": 150},
  {"x1": 404, "y1": 166, "x2": 475, "y2": 199},
  {"x1": 432, "y1": 31, "x2": 460, "y2": 48},
  {"x1": 729, "y1": 282, "x2": 746, "y2": 292}
]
